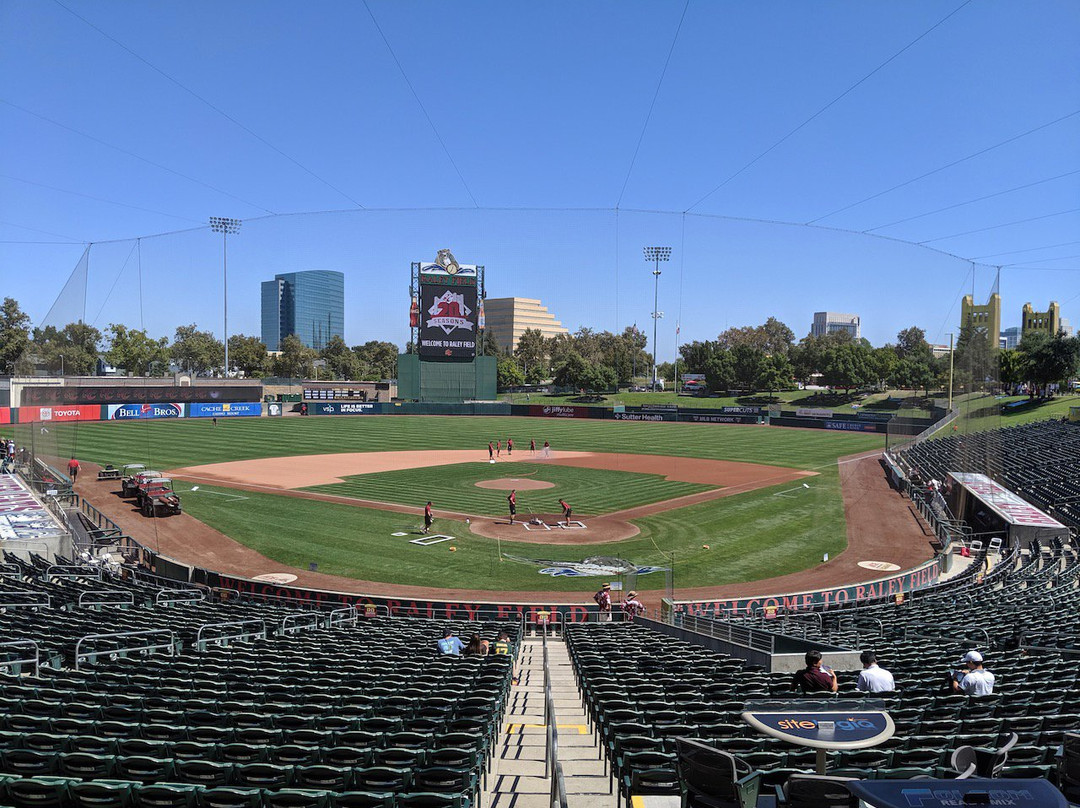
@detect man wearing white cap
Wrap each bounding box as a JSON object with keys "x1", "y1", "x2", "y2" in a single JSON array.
[{"x1": 952, "y1": 650, "x2": 995, "y2": 695}]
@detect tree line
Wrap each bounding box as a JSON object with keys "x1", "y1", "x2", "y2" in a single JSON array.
[{"x1": 0, "y1": 297, "x2": 399, "y2": 380}]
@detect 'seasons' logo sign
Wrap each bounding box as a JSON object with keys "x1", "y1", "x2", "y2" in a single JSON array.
[{"x1": 427, "y1": 290, "x2": 474, "y2": 335}]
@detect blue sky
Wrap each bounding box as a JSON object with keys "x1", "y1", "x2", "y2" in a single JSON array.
[{"x1": 1, "y1": 0, "x2": 1078, "y2": 359}]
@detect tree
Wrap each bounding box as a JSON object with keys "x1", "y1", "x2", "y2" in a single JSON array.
[
  {"x1": 717, "y1": 317, "x2": 795, "y2": 355},
  {"x1": 997, "y1": 348, "x2": 1027, "y2": 392},
  {"x1": 1019, "y1": 331, "x2": 1080, "y2": 394},
  {"x1": 679, "y1": 340, "x2": 717, "y2": 374},
  {"x1": 553, "y1": 350, "x2": 591, "y2": 389},
  {"x1": 104, "y1": 324, "x2": 170, "y2": 375},
  {"x1": 871, "y1": 346, "x2": 900, "y2": 388},
  {"x1": 320, "y1": 335, "x2": 360, "y2": 380},
  {"x1": 229, "y1": 334, "x2": 270, "y2": 377},
  {"x1": 656, "y1": 361, "x2": 676, "y2": 382},
  {"x1": 515, "y1": 328, "x2": 548, "y2": 382},
  {"x1": 895, "y1": 326, "x2": 932, "y2": 361},
  {"x1": 32, "y1": 322, "x2": 102, "y2": 376},
  {"x1": 171, "y1": 324, "x2": 224, "y2": 376},
  {"x1": 731, "y1": 344, "x2": 767, "y2": 390},
  {"x1": 497, "y1": 356, "x2": 525, "y2": 390},
  {"x1": 820, "y1": 342, "x2": 874, "y2": 393},
  {"x1": 272, "y1": 334, "x2": 318, "y2": 378},
  {"x1": 584, "y1": 362, "x2": 617, "y2": 392},
  {"x1": 703, "y1": 350, "x2": 734, "y2": 393},
  {"x1": 0, "y1": 298, "x2": 31, "y2": 372},
  {"x1": 352, "y1": 340, "x2": 399, "y2": 380},
  {"x1": 755, "y1": 353, "x2": 793, "y2": 397},
  {"x1": 953, "y1": 323, "x2": 995, "y2": 389}
]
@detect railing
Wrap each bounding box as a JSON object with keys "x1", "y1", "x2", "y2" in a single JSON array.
[
  {"x1": 80, "y1": 497, "x2": 125, "y2": 537},
  {"x1": 76, "y1": 590, "x2": 135, "y2": 608},
  {"x1": 0, "y1": 564, "x2": 20, "y2": 578},
  {"x1": 45, "y1": 564, "x2": 101, "y2": 582},
  {"x1": 0, "y1": 591, "x2": 51, "y2": 610},
  {"x1": 155, "y1": 588, "x2": 206, "y2": 606},
  {"x1": 541, "y1": 630, "x2": 570, "y2": 808},
  {"x1": 0, "y1": 640, "x2": 40, "y2": 677},
  {"x1": 75, "y1": 629, "x2": 176, "y2": 670},
  {"x1": 327, "y1": 606, "x2": 358, "y2": 627},
  {"x1": 280, "y1": 613, "x2": 321, "y2": 635},
  {"x1": 195, "y1": 619, "x2": 268, "y2": 650},
  {"x1": 678, "y1": 613, "x2": 776, "y2": 654}
]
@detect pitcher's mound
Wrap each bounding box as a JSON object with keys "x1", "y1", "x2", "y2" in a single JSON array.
[{"x1": 475, "y1": 478, "x2": 554, "y2": 491}]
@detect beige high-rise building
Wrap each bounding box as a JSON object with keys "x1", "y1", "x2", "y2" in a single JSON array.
[{"x1": 484, "y1": 297, "x2": 569, "y2": 352}]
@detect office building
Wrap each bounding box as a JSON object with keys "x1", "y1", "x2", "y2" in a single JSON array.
[
  {"x1": 261, "y1": 270, "x2": 344, "y2": 351},
  {"x1": 1001, "y1": 326, "x2": 1022, "y2": 350},
  {"x1": 960, "y1": 293, "x2": 1001, "y2": 349},
  {"x1": 483, "y1": 297, "x2": 569, "y2": 352},
  {"x1": 811, "y1": 311, "x2": 861, "y2": 340},
  {"x1": 1021, "y1": 301, "x2": 1061, "y2": 339},
  {"x1": 1061, "y1": 318, "x2": 1073, "y2": 338}
]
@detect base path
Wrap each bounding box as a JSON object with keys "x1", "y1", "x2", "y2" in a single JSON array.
[{"x1": 76, "y1": 450, "x2": 933, "y2": 607}]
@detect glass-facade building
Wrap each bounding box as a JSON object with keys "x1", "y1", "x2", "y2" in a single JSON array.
[{"x1": 260, "y1": 270, "x2": 344, "y2": 351}]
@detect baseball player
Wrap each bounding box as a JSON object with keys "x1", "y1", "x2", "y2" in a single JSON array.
[
  {"x1": 488, "y1": 441, "x2": 494, "y2": 461},
  {"x1": 507, "y1": 489, "x2": 517, "y2": 525},
  {"x1": 530, "y1": 438, "x2": 536, "y2": 453},
  {"x1": 423, "y1": 501, "x2": 434, "y2": 534},
  {"x1": 507, "y1": 437, "x2": 513, "y2": 456},
  {"x1": 496, "y1": 440, "x2": 501, "y2": 458}
]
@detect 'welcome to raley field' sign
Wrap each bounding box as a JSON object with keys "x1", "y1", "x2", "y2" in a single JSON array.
[{"x1": 674, "y1": 556, "x2": 944, "y2": 618}]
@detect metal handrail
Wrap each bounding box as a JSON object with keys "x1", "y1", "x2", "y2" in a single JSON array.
[
  {"x1": 155, "y1": 588, "x2": 206, "y2": 606},
  {"x1": 281, "y1": 613, "x2": 321, "y2": 635},
  {"x1": 77, "y1": 590, "x2": 135, "y2": 608},
  {"x1": 75, "y1": 629, "x2": 176, "y2": 670},
  {"x1": 195, "y1": 619, "x2": 267, "y2": 650},
  {"x1": 0, "y1": 591, "x2": 51, "y2": 610},
  {"x1": 45, "y1": 564, "x2": 101, "y2": 582},
  {"x1": 0, "y1": 564, "x2": 20, "y2": 577},
  {"x1": 0, "y1": 640, "x2": 40, "y2": 677},
  {"x1": 327, "y1": 606, "x2": 358, "y2": 627},
  {"x1": 679, "y1": 613, "x2": 776, "y2": 654}
]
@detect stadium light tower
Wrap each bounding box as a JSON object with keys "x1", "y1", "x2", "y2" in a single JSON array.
[
  {"x1": 643, "y1": 246, "x2": 671, "y2": 389},
  {"x1": 210, "y1": 217, "x2": 242, "y2": 377}
]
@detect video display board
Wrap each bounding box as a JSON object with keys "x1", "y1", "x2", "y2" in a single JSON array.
[{"x1": 419, "y1": 282, "x2": 478, "y2": 359}]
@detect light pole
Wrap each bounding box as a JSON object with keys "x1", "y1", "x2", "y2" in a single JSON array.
[
  {"x1": 58, "y1": 354, "x2": 64, "y2": 378},
  {"x1": 643, "y1": 247, "x2": 671, "y2": 389},
  {"x1": 947, "y1": 332, "x2": 955, "y2": 412},
  {"x1": 210, "y1": 217, "x2": 242, "y2": 378}
]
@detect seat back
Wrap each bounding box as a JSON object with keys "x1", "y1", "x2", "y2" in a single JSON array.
[
  {"x1": 783, "y1": 774, "x2": 858, "y2": 808},
  {"x1": 675, "y1": 738, "x2": 745, "y2": 806}
]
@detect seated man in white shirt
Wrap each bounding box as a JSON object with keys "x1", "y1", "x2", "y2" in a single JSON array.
[
  {"x1": 952, "y1": 650, "x2": 996, "y2": 695},
  {"x1": 855, "y1": 651, "x2": 896, "y2": 693}
]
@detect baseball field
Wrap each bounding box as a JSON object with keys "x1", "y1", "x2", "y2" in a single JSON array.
[{"x1": 15, "y1": 414, "x2": 925, "y2": 595}]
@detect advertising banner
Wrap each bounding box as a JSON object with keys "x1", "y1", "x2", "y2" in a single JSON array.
[
  {"x1": 720, "y1": 406, "x2": 762, "y2": 415},
  {"x1": 312, "y1": 402, "x2": 381, "y2": 416},
  {"x1": 675, "y1": 557, "x2": 943, "y2": 617},
  {"x1": 683, "y1": 413, "x2": 758, "y2": 424},
  {"x1": 796, "y1": 407, "x2": 834, "y2": 419},
  {"x1": 107, "y1": 403, "x2": 185, "y2": 420},
  {"x1": 22, "y1": 385, "x2": 261, "y2": 406},
  {"x1": 0, "y1": 408, "x2": 9, "y2": 425},
  {"x1": 419, "y1": 282, "x2": 478, "y2": 359},
  {"x1": 823, "y1": 419, "x2": 883, "y2": 432},
  {"x1": 612, "y1": 411, "x2": 677, "y2": 422},
  {"x1": 527, "y1": 404, "x2": 602, "y2": 419},
  {"x1": 188, "y1": 402, "x2": 262, "y2": 418},
  {"x1": 267, "y1": 403, "x2": 284, "y2": 417},
  {"x1": 17, "y1": 405, "x2": 103, "y2": 423}
]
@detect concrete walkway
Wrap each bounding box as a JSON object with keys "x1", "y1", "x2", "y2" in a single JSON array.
[{"x1": 484, "y1": 635, "x2": 614, "y2": 808}]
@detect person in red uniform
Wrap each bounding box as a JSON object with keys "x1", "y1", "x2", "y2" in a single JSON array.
[
  {"x1": 496, "y1": 440, "x2": 501, "y2": 458},
  {"x1": 559, "y1": 498, "x2": 572, "y2": 523},
  {"x1": 507, "y1": 437, "x2": 513, "y2": 456},
  {"x1": 507, "y1": 489, "x2": 517, "y2": 524},
  {"x1": 67, "y1": 457, "x2": 80, "y2": 482},
  {"x1": 423, "y1": 502, "x2": 434, "y2": 534},
  {"x1": 530, "y1": 439, "x2": 536, "y2": 453},
  {"x1": 488, "y1": 441, "x2": 494, "y2": 461}
]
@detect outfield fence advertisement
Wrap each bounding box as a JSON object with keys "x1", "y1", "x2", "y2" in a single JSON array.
[
  {"x1": 188, "y1": 402, "x2": 262, "y2": 418},
  {"x1": 674, "y1": 556, "x2": 944, "y2": 617},
  {"x1": 311, "y1": 402, "x2": 379, "y2": 416},
  {"x1": 107, "y1": 403, "x2": 185, "y2": 420},
  {"x1": 18, "y1": 405, "x2": 102, "y2": 423}
]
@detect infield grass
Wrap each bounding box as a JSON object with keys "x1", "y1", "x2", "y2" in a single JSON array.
[
  {"x1": 178, "y1": 464, "x2": 846, "y2": 592},
  {"x1": 302, "y1": 461, "x2": 714, "y2": 516}
]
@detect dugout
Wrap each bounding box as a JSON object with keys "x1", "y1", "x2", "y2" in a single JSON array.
[{"x1": 946, "y1": 471, "x2": 1070, "y2": 550}]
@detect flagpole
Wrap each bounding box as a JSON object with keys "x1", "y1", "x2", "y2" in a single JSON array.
[{"x1": 674, "y1": 322, "x2": 681, "y2": 394}]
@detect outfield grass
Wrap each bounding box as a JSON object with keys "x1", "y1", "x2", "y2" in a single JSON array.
[
  {"x1": 304, "y1": 462, "x2": 714, "y2": 516},
  {"x1": 6, "y1": 414, "x2": 883, "y2": 472},
  {"x1": 178, "y1": 465, "x2": 846, "y2": 592}
]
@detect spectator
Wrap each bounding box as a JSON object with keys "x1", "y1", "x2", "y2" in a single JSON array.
[
  {"x1": 622, "y1": 591, "x2": 645, "y2": 621},
  {"x1": 856, "y1": 651, "x2": 895, "y2": 693},
  {"x1": 593, "y1": 583, "x2": 612, "y2": 623},
  {"x1": 463, "y1": 633, "x2": 488, "y2": 656},
  {"x1": 437, "y1": 628, "x2": 464, "y2": 656},
  {"x1": 492, "y1": 631, "x2": 511, "y2": 655},
  {"x1": 952, "y1": 650, "x2": 995, "y2": 695},
  {"x1": 792, "y1": 650, "x2": 838, "y2": 693}
]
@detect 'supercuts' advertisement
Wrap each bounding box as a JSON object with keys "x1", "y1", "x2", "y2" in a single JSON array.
[
  {"x1": 107, "y1": 403, "x2": 185, "y2": 420},
  {"x1": 419, "y1": 283, "x2": 477, "y2": 359}
]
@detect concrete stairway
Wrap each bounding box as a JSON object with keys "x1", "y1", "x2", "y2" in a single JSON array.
[{"x1": 484, "y1": 635, "x2": 614, "y2": 808}]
